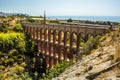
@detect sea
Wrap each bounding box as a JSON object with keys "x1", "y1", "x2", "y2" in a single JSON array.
[{"x1": 47, "y1": 16, "x2": 120, "y2": 22}]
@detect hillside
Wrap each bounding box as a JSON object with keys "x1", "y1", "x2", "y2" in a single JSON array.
[{"x1": 53, "y1": 27, "x2": 120, "y2": 80}]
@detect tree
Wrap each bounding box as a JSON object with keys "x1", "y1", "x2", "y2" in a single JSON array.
[
  {"x1": 13, "y1": 23, "x2": 23, "y2": 32},
  {"x1": 67, "y1": 18, "x2": 73, "y2": 22}
]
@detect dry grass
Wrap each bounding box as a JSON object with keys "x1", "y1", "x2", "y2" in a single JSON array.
[
  {"x1": 113, "y1": 66, "x2": 120, "y2": 77},
  {"x1": 90, "y1": 49, "x2": 96, "y2": 54},
  {"x1": 82, "y1": 55, "x2": 86, "y2": 59},
  {"x1": 97, "y1": 73, "x2": 108, "y2": 79},
  {"x1": 113, "y1": 45, "x2": 120, "y2": 62}
]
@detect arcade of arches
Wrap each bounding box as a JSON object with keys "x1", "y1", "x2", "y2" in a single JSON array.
[{"x1": 22, "y1": 23, "x2": 111, "y2": 67}]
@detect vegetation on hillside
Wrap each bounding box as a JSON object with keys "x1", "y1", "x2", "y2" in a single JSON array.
[
  {"x1": 79, "y1": 35, "x2": 101, "y2": 56},
  {"x1": 0, "y1": 17, "x2": 73, "y2": 80},
  {"x1": 0, "y1": 16, "x2": 118, "y2": 80},
  {"x1": 0, "y1": 33, "x2": 26, "y2": 53},
  {"x1": 41, "y1": 61, "x2": 73, "y2": 80},
  {"x1": 0, "y1": 32, "x2": 26, "y2": 79}
]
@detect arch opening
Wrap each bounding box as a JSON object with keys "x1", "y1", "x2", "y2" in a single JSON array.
[{"x1": 66, "y1": 31, "x2": 70, "y2": 47}]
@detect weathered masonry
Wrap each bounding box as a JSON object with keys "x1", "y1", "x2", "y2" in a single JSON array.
[{"x1": 22, "y1": 22, "x2": 114, "y2": 67}]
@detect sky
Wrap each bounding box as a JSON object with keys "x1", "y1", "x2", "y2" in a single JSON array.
[{"x1": 0, "y1": 0, "x2": 120, "y2": 16}]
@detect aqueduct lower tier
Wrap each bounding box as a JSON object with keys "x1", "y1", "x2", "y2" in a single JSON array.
[{"x1": 22, "y1": 23, "x2": 112, "y2": 67}]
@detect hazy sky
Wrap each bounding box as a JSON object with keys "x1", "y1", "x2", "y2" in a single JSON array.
[{"x1": 0, "y1": 0, "x2": 120, "y2": 16}]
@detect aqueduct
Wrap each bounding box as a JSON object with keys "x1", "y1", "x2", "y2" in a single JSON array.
[
  {"x1": 21, "y1": 12, "x2": 116, "y2": 67},
  {"x1": 22, "y1": 22, "x2": 114, "y2": 67}
]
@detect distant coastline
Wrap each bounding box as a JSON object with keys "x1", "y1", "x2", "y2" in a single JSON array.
[{"x1": 47, "y1": 16, "x2": 120, "y2": 22}]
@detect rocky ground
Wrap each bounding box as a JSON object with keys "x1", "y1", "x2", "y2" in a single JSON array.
[{"x1": 52, "y1": 28, "x2": 120, "y2": 80}]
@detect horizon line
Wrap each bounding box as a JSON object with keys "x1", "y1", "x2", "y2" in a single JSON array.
[{"x1": 1, "y1": 11, "x2": 120, "y2": 17}]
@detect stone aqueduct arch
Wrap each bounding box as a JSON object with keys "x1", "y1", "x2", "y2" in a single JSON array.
[{"x1": 22, "y1": 23, "x2": 111, "y2": 67}]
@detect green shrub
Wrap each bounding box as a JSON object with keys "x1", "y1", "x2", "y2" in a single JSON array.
[
  {"x1": 21, "y1": 72, "x2": 32, "y2": 80},
  {"x1": 0, "y1": 32, "x2": 28, "y2": 68},
  {"x1": 67, "y1": 18, "x2": 73, "y2": 22},
  {"x1": 0, "y1": 65, "x2": 5, "y2": 70},
  {"x1": 50, "y1": 20, "x2": 59, "y2": 24},
  {"x1": 21, "y1": 63, "x2": 27, "y2": 67},
  {"x1": 26, "y1": 18, "x2": 35, "y2": 23},
  {"x1": 8, "y1": 49, "x2": 18, "y2": 58},
  {"x1": 0, "y1": 52, "x2": 2, "y2": 57},
  {"x1": 0, "y1": 32, "x2": 26, "y2": 53},
  {"x1": 12, "y1": 56, "x2": 18, "y2": 61},
  {"x1": 42, "y1": 61, "x2": 73, "y2": 79},
  {"x1": 15, "y1": 65, "x2": 24, "y2": 75},
  {"x1": 8, "y1": 58, "x2": 14, "y2": 65},
  {"x1": 13, "y1": 23, "x2": 23, "y2": 32},
  {"x1": 0, "y1": 73, "x2": 5, "y2": 79},
  {"x1": 4, "y1": 59, "x2": 9, "y2": 66},
  {"x1": 80, "y1": 35, "x2": 101, "y2": 55}
]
